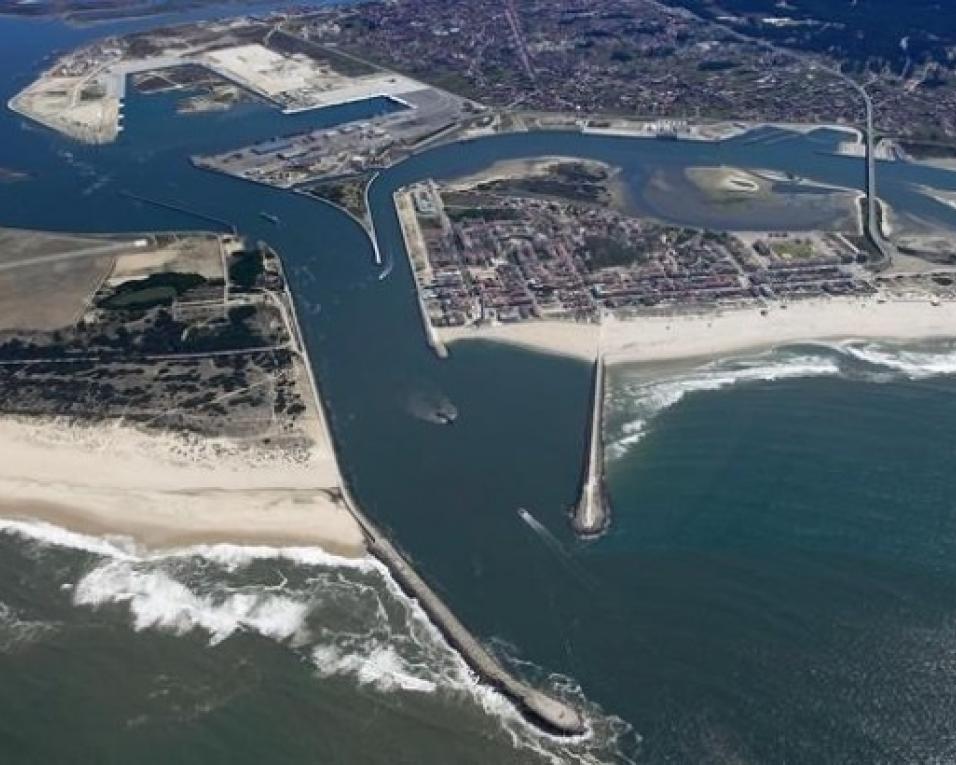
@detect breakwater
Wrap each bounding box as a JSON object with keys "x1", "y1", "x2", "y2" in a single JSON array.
[
  {"x1": 118, "y1": 190, "x2": 238, "y2": 234},
  {"x1": 359, "y1": 501, "x2": 587, "y2": 736},
  {"x1": 280, "y1": 244, "x2": 583, "y2": 736},
  {"x1": 572, "y1": 357, "x2": 610, "y2": 537}
]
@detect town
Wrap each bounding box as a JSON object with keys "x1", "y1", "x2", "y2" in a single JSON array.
[
  {"x1": 396, "y1": 173, "x2": 876, "y2": 333},
  {"x1": 291, "y1": 0, "x2": 956, "y2": 143}
]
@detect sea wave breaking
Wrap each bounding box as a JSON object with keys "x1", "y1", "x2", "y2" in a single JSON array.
[
  {"x1": 607, "y1": 340, "x2": 956, "y2": 461},
  {"x1": 0, "y1": 518, "x2": 636, "y2": 764}
]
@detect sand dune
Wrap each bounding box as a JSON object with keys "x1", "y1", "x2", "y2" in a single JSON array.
[{"x1": 0, "y1": 417, "x2": 365, "y2": 557}]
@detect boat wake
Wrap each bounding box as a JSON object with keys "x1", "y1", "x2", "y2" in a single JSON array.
[
  {"x1": 377, "y1": 254, "x2": 393, "y2": 281},
  {"x1": 404, "y1": 384, "x2": 459, "y2": 425},
  {"x1": 519, "y1": 508, "x2": 600, "y2": 592},
  {"x1": 607, "y1": 340, "x2": 956, "y2": 461},
  {"x1": 0, "y1": 518, "x2": 637, "y2": 764}
]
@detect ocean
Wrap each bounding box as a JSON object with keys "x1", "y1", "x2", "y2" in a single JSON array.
[{"x1": 3, "y1": 5, "x2": 956, "y2": 763}]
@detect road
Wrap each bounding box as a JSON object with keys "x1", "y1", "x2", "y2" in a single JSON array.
[
  {"x1": 650, "y1": 0, "x2": 894, "y2": 268},
  {"x1": 0, "y1": 345, "x2": 286, "y2": 366},
  {"x1": 819, "y1": 68, "x2": 894, "y2": 268},
  {"x1": 0, "y1": 239, "x2": 144, "y2": 273}
]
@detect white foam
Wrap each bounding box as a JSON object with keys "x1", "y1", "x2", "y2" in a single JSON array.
[
  {"x1": 312, "y1": 641, "x2": 438, "y2": 693},
  {"x1": 163, "y1": 542, "x2": 378, "y2": 575},
  {"x1": 0, "y1": 522, "x2": 618, "y2": 761},
  {"x1": 0, "y1": 517, "x2": 372, "y2": 572},
  {"x1": 0, "y1": 518, "x2": 140, "y2": 560},
  {"x1": 0, "y1": 602, "x2": 56, "y2": 652},
  {"x1": 840, "y1": 343, "x2": 956, "y2": 379},
  {"x1": 608, "y1": 354, "x2": 841, "y2": 459},
  {"x1": 73, "y1": 560, "x2": 311, "y2": 646}
]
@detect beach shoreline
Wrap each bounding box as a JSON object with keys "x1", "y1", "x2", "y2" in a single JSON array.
[
  {"x1": 437, "y1": 297, "x2": 956, "y2": 365},
  {"x1": 0, "y1": 416, "x2": 367, "y2": 558}
]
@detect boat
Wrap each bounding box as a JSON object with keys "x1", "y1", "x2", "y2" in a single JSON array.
[
  {"x1": 517, "y1": 507, "x2": 533, "y2": 523},
  {"x1": 434, "y1": 405, "x2": 458, "y2": 425},
  {"x1": 259, "y1": 212, "x2": 280, "y2": 225}
]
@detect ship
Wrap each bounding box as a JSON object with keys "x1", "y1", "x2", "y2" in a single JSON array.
[{"x1": 259, "y1": 211, "x2": 280, "y2": 225}]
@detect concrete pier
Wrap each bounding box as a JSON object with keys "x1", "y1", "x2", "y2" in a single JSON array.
[
  {"x1": 572, "y1": 357, "x2": 610, "y2": 537},
  {"x1": 281, "y1": 255, "x2": 583, "y2": 736}
]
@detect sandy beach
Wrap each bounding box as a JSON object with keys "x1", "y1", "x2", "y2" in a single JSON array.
[
  {"x1": 0, "y1": 417, "x2": 366, "y2": 557},
  {"x1": 438, "y1": 297, "x2": 956, "y2": 365},
  {"x1": 438, "y1": 320, "x2": 599, "y2": 361}
]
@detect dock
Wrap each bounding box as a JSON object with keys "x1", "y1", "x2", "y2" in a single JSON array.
[
  {"x1": 280, "y1": 255, "x2": 584, "y2": 736},
  {"x1": 572, "y1": 357, "x2": 610, "y2": 537}
]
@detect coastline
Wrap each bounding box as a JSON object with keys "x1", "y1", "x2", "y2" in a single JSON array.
[
  {"x1": 437, "y1": 321, "x2": 599, "y2": 362},
  {"x1": 0, "y1": 416, "x2": 367, "y2": 558},
  {"x1": 437, "y1": 297, "x2": 956, "y2": 365}
]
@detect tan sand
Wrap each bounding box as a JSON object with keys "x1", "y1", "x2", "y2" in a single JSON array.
[
  {"x1": 686, "y1": 166, "x2": 764, "y2": 194},
  {"x1": 0, "y1": 417, "x2": 366, "y2": 557},
  {"x1": 606, "y1": 298, "x2": 956, "y2": 363},
  {"x1": 438, "y1": 297, "x2": 956, "y2": 365},
  {"x1": 438, "y1": 320, "x2": 599, "y2": 362}
]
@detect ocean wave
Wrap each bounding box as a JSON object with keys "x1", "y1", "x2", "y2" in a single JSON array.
[
  {"x1": 607, "y1": 354, "x2": 841, "y2": 460},
  {"x1": 0, "y1": 518, "x2": 140, "y2": 560},
  {"x1": 0, "y1": 601, "x2": 57, "y2": 652},
  {"x1": 312, "y1": 641, "x2": 438, "y2": 693},
  {"x1": 0, "y1": 517, "x2": 632, "y2": 763},
  {"x1": 838, "y1": 342, "x2": 956, "y2": 379},
  {"x1": 608, "y1": 341, "x2": 956, "y2": 461},
  {"x1": 162, "y1": 542, "x2": 379, "y2": 575},
  {"x1": 0, "y1": 518, "x2": 371, "y2": 572},
  {"x1": 73, "y1": 560, "x2": 312, "y2": 646}
]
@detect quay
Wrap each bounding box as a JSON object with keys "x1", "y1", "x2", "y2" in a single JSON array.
[
  {"x1": 392, "y1": 188, "x2": 449, "y2": 358},
  {"x1": 280, "y1": 252, "x2": 584, "y2": 736},
  {"x1": 572, "y1": 357, "x2": 610, "y2": 537}
]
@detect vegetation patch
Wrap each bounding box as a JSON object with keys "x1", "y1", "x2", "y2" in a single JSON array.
[
  {"x1": 98, "y1": 272, "x2": 206, "y2": 310},
  {"x1": 446, "y1": 206, "x2": 522, "y2": 222},
  {"x1": 228, "y1": 250, "x2": 265, "y2": 290},
  {"x1": 583, "y1": 235, "x2": 644, "y2": 269}
]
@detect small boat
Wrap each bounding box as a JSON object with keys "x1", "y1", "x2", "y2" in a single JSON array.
[
  {"x1": 435, "y1": 409, "x2": 457, "y2": 425},
  {"x1": 259, "y1": 212, "x2": 280, "y2": 225},
  {"x1": 517, "y1": 507, "x2": 533, "y2": 523}
]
